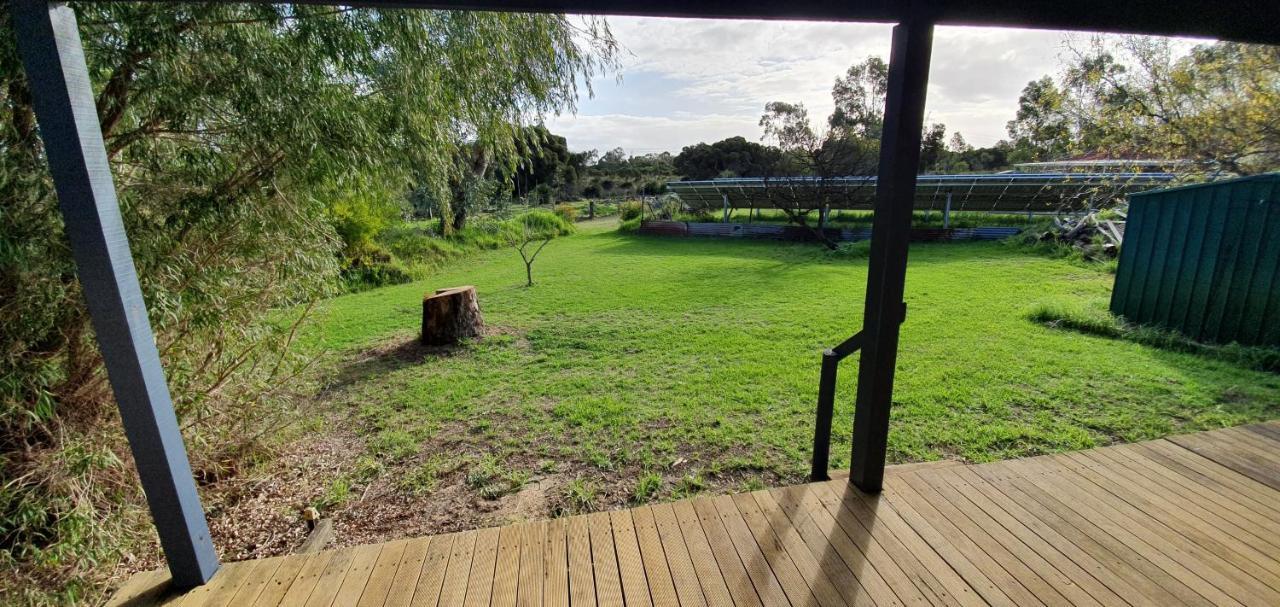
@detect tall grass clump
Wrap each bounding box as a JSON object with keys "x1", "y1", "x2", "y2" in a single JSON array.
[
  {"x1": 827, "y1": 240, "x2": 872, "y2": 259},
  {"x1": 619, "y1": 200, "x2": 644, "y2": 221},
  {"x1": 553, "y1": 203, "x2": 578, "y2": 223},
  {"x1": 1027, "y1": 298, "x2": 1280, "y2": 372}
]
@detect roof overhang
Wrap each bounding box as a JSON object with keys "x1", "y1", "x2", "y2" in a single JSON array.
[{"x1": 231, "y1": 0, "x2": 1280, "y2": 45}]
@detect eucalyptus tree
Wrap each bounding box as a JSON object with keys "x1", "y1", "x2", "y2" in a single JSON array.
[
  {"x1": 1007, "y1": 37, "x2": 1280, "y2": 175},
  {"x1": 0, "y1": 3, "x2": 616, "y2": 599}
]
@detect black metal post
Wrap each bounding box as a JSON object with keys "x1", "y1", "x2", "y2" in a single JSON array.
[
  {"x1": 12, "y1": 0, "x2": 220, "y2": 587},
  {"x1": 811, "y1": 351, "x2": 839, "y2": 481},
  {"x1": 849, "y1": 18, "x2": 934, "y2": 492}
]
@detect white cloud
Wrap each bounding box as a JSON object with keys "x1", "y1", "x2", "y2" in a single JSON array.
[
  {"x1": 545, "y1": 113, "x2": 751, "y2": 155},
  {"x1": 551, "y1": 18, "x2": 1198, "y2": 155}
]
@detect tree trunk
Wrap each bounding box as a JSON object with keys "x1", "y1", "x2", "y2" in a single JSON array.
[{"x1": 421, "y1": 286, "x2": 485, "y2": 345}]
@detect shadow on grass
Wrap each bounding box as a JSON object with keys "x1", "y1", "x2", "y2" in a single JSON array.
[
  {"x1": 1027, "y1": 299, "x2": 1280, "y2": 375},
  {"x1": 595, "y1": 231, "x2": 1028, "y2": 267},
  {"x1": 320, "y1": 333, "x2": 473, "y2": 396}
]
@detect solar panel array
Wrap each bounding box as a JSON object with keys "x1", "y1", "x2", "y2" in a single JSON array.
[{"x1": 666, "y1": 173, "x2": 1179, "y2": 213}]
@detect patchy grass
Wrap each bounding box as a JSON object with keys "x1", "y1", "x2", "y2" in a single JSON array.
[
  {"x1": 300, "y1": 219, "x2": 1280, "y2": 526},
  {"x1": 558, "y1": 478, "x2": 601, "y2": 515}
]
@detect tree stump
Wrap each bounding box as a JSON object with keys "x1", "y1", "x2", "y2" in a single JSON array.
[{"x1": 422, "y1": 286, "x2": 485, "y2": 345}]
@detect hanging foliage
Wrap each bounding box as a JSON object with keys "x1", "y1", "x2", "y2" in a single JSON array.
[{"x1": 0, "y1": 4, "x2": 616, "y2": 601}]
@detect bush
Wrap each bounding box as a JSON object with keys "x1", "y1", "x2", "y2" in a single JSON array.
[
  {"x1": 531, "y1": 183, "x2": 556, "y2": 206},
  {"x1": 511, "y1": 209, "x2": 575, "y2": 238},
  {"x1": 618, "y1": 217, "x2": 642, "y2": 233},
  {"x1": 327, "y1": 193, "x2": 405, "y2": 252},
  {"x1": 553, "y1": 203, "x2": 579, "y2": 223},
  {"x1": 339, "y1": 242, "x2": 413, "y2": 292},
  {"x1": 619, "y1": 200, "x2": 644, "y2": 221},
  {"x1": 640, "y1": 180, "x2": 666, "y2": 196}
]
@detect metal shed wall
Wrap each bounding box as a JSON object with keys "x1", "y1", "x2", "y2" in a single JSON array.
[{"x1": 1111, "y1": 174, "x2": 1280, "y2": 346}]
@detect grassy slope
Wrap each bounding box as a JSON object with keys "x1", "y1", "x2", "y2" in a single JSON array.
[{"x1": 303, "y1": 219, "x2": 1280, "y2": 494}]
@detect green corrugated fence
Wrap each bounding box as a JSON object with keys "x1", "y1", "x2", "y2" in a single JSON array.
[{"x1": 1111, "y1": 173, "x2": 1280, "y2": 346}]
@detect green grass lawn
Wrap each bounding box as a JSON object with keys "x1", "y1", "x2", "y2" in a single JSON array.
[{"x1": 301, "y1": 219, "x2": 1280, "y2": 513}]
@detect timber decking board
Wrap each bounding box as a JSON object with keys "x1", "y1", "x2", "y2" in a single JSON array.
[
  {"x1": 587, "y1": 511, "x2": 626, "y2": 607},
  {"x1": 490, "y1": 526, "x2": 521, "y2": 607},
  {"x1": 675, "y1": 499, "x2": 760, "y2": 607},
  {"x1": 439, "y1": 531, "x2": 478, "y2": 606},
  {"x1": 751, "y1": 489, "x2": 881, "y2": 607},
  {"x1": 517, "y1": 522, "x2": 546, "y2": 607},
  {"x1": 565, "y1": 515, "x2": 596, "y2": 607},
  {"x1": 609, "y1": 509, "x2": 654, "y2": 607},
  {"x1": 464, "y1": 529, "x2": 501, "y2": 607},
  {"x1": 1101, "y1": 445, "x2": 1280, "y2": 550},
  {"x1": 383, "y1": 538, "x2": 431, "y2": 607},
  {"x1": 412, "y1": 532, "x2": 455, "y2": 607},
  {"x1": 630, "y1": 506, "x2": 680, "y2": 607},
  {"x1": 357, "y1": 539, "x2": 408, "y2": 607},
  {"x1": 652, "y1": 502, "x2": 722, "y2": 607},
  {"x1": 774, "y1": 484, "x2": 916, "y2": 607},
  {"x1": 115, "y1": 423, "x2": 1280, "y2": 606},
  {"x1": 1075, "y1": 449, "x2": 1280, "y2": 583}
]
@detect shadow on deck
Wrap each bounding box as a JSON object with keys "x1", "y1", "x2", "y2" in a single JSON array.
[{"x1": 110, "y1": 421, "x2": 1280, "y2": 606}]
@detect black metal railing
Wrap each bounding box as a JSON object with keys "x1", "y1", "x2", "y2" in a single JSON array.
[{"x1": 810, "y1": 330, "x2": 864, "y2": 481}]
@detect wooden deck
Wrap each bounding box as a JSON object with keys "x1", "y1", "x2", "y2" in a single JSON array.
[{"x1": 110, "y1": 422, "x2": 1280, "y2": 606}]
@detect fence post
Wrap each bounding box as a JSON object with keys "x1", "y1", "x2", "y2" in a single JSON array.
[
  {"x1": 944, "y1": 192, "x2": 952, "y2": 229},
  {"x1": 12, "y1": 0, "x2": 219, "y2": 587}
]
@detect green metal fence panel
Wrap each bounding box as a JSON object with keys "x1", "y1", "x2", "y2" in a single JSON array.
[
  {"x1": 1249, "y1": 196, "x2": 1280, "y2": 344},
  {"x1": 1111, "y1": 174, "x2": 1280, "y2": 346}
]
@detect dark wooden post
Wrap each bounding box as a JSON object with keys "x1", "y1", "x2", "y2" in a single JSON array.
[
  {"x1": 12, "y1": 0, "x2": 219, "y2": 587},
  {"x1": 810, "y1": 351, "x2": 840, "y2": 481},
  {"x1": 849, "y1": 18, "x2": 934, "y2": 492}
]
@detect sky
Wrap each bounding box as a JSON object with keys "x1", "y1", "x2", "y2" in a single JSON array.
[{"x1": 545, "y1": 18, "x2": 1087, "y2": 155}]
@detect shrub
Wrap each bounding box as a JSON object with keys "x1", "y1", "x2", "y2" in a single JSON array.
[
  {"x1": 511, "y1": 209, "x2": 575, "y2": 238},
  {"x1": 531, "y1": 183, "x2": 556, "y2": 206},
  {"x1": 619, "y1": 200, "x2": 644, "y2": 221},
  {"x1": 327, "y1": 193, "x2": 405, "y2": 252},
  {"x1": 640, "y1": 180, "x2": 666, "y2": 196},
  {"x1": 618, "y1": 217, "x2": 642, "y2": 233},
  {"x1": 553, "y1": 203, "x2": 579, "y2": 223},
  {"x1": 339, "y1": 242, "x2": 413, "y2": 292},
  {"x1": 654, "y1": 194, "x2": 682, "y2": 220}
]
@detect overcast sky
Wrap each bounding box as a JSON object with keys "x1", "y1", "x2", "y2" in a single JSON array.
[{"x1": 545, "y1": 18, "x2": 1089, "y2": 155}]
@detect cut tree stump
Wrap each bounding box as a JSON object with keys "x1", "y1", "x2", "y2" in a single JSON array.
[{"x1": 422, "y1": 285, "x2": 485, "y2": 346}]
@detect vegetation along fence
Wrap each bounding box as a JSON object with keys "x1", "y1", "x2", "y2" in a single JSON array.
[
  {"x1": 1112, "y1": 173, "x2": 1280, "y2": 346},
  {"x1": 639, "y1": 220, "x2": 1022, "y2": 242}
]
